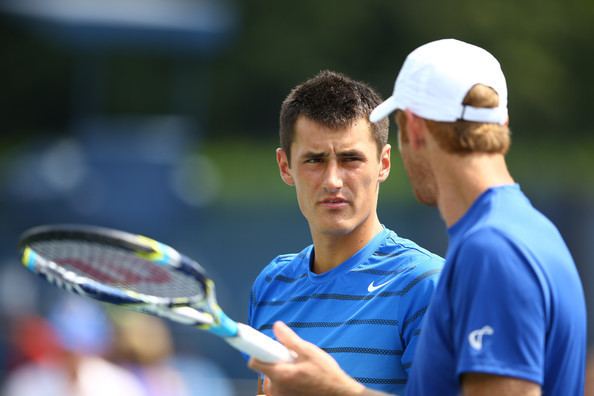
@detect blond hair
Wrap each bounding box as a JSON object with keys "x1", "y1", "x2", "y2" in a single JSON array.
[{"x1": 398, "y1": 84, "x2": 510, "y2": 154}]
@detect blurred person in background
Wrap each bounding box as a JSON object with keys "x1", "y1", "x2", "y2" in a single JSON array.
[
  {"x1": 250, "y1": 39, "x2": 587, "y2": 396},
  {"x1": 248, "y1": 70, "x2": 443, "y2": 395},
  {"x1": 109, "y1": 310, "x2": 189, "y2": 396},
  {"x1": 2, "y1": 315, "x2": 62, "y2": 378},
  {"x1": 1, "y1": 295, "x2": 145, "y2": 396},
  {"x1": 109, "y1": 309, "x2": 233, "y2": 396}
]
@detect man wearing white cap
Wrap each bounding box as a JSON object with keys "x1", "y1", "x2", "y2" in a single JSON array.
[
  {"x1": 369, "y1": 38, "x2": 586, "y2": 395},
  {"x1": 247, "y1": 39, "x2": 586, "y2": 396}
]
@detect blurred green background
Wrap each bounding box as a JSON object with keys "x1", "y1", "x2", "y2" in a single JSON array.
[
  {"x1": 1, "y1": 0, "x2": 593, "y2": 394},
  {"x1": 2, "y1": 0, "x2": 594, "y2": 180}
]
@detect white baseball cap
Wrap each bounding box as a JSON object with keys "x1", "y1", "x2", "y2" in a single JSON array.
[{"x1": 370, "y1": 39, "x2": 508, "y2": 125}]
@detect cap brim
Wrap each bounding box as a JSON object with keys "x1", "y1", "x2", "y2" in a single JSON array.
[{"x1": 369, "y1": 96, "x2": 398, "y2": 123}]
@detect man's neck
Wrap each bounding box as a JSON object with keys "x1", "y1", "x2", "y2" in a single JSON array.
[
  {"x1": 310, "y1": 218, "x2": 383, "y2": 274},
  {"x1": 434, "y1": 153, "x2": 514, "y2": 227}
]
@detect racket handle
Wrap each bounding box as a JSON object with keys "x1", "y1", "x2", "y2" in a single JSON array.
[{"x1": 226, "y1": 322, "x2": 294, "y2": 363}]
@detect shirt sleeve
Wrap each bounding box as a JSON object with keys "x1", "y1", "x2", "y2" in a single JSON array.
[
  {"x1": 400, "y1": 258, "x2": 443, "y2": 377},
  {"x1": 451, "y1": 229, "x2": 546, "y2": 385},
  {"x1": 248, "y1": 257, "x2": 275, "y2": 329},
  {"x1": 248, "y1": 288, "x2": 256, "y2": 327}
]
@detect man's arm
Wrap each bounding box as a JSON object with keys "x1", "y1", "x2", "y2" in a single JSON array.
[
  {"x1": 248, "y1": 321, "x2": 392, "y2": 396},
  {"x1": 462, "y1": 373, "x2": 541, "y2": 396}
]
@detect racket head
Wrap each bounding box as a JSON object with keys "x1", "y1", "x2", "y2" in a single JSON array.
[
  {"x1": 18, "y1": 224, "x2": 293, "y2": 362},
  {"x1": 18, "y1": 224, "x2": 209, "y2": 315}
]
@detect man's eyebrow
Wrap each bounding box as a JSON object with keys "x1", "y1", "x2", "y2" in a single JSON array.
[
  {"x1": 299, "y1": 149, "x2": 366, "y2": 160},
  {"x1": 337, "y1": 149, "x2": 366, "y2": 157},
  {"x1": 301, "y1": 151, "x2": 328, "y2": 159}
]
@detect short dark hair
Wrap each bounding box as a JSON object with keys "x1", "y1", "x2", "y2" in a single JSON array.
[{"x1": 279, "y1": 70, "x2": 389, "y2": 162}]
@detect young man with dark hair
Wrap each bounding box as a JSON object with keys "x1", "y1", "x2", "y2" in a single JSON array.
[{"x1": 248, "y1": 70, "x2": 443, "y2": 395}]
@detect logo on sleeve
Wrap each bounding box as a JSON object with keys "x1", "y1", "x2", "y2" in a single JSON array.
[{"x1": 468, "y1": 325, "x2": 494, "y2": 351}]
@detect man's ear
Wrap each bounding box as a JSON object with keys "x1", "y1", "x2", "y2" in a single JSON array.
[
  {"x1": 378, "y1": 144, "x2": 391, "y2": 183},
  {"x1": 276, "y1": 148, "x2": 294, "y2": 186},
  {"x1": 404, "y1": 109, "x2": 428, "y2": 150}
]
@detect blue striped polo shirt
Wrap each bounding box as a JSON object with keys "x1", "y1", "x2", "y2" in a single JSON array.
[{"x1": 249, "y1": 228, "x2": 443, "y2": 395}]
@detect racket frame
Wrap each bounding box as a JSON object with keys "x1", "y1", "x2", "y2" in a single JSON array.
[{"x1": 18, "y1": 224, "x2": 294, "y2": 362}]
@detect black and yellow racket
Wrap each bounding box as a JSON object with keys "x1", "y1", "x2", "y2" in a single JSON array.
[{"x1": 18, "y1": 224, "x2": 293, "y2": 363}]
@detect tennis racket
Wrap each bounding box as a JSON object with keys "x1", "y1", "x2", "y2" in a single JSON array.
[{"x1": 18, "y1": 224, "x2": 293, "y2": 363}]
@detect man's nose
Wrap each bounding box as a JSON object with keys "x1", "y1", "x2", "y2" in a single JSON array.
[{"x1": 322, "y1": 160, "x2": 343, "y2": 192}]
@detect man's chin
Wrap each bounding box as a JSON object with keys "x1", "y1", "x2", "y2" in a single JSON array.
[
  {"x1": 414, "y1": 191, "x2": 437, "y2": 206},
  {"x1": 317, "y1": 222, "x2": 355, "y2": 237}
]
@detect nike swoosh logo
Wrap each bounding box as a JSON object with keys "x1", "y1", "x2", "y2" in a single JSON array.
[{"x1": 367, "y1": 278, "x2": 395, "y2": 292}]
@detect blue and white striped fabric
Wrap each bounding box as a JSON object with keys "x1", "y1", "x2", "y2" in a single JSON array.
[{"x1": 249, "y1": 228, "x2": 443, "y2": 395}]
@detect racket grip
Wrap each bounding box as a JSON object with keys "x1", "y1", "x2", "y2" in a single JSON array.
[{"x1": 226, "y1": 322, "x2": 294, "y2": 363}]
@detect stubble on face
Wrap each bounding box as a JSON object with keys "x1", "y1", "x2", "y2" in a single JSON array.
[
  {"x1": 290, "y1": 117, "x2": 385, "y2": 238},
  {"x1": 397, "y1": 119, "x2": 438, "y2": 206}
]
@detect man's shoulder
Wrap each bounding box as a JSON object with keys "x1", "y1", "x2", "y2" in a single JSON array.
[
  {"x1": 250, "y1": 247, "x2": 311, "y2": 306},
  {"x1": 253, "y1": 246, "x2": 310, "y2": 287},
  {"x1": 449, "y1": 227, "x2": 543, "y2": 292},
  {"x1": 380, "y1": 229, "x2": 444, "y2": 271},
  {"x1": 351, "y1": 229, "x2": 443, "y2": 289},
  {"x1": 455, "y1": 225, "x2": 522, "y2": 265}
]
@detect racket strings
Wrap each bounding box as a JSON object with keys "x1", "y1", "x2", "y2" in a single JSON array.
[{"x1": 30, "y1": 239, "x2": 203, "y2": 299}]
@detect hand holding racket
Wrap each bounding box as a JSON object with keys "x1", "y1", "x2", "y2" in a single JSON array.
[{"x1": 18, "y1": 224, "x2": 293, "y2": 363}]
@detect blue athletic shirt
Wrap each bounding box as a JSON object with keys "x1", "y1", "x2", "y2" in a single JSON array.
[
  {"x1": 249, "y1": 228, "x2": 443, "y2": 395},
  {"x1": 407, "y1": 184, "x2": 586, "y2": 395}
]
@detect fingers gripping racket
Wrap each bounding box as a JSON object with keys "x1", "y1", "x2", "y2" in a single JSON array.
[{"x1": 18, "y1": 224, "x2": 293, "y2": 363}]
